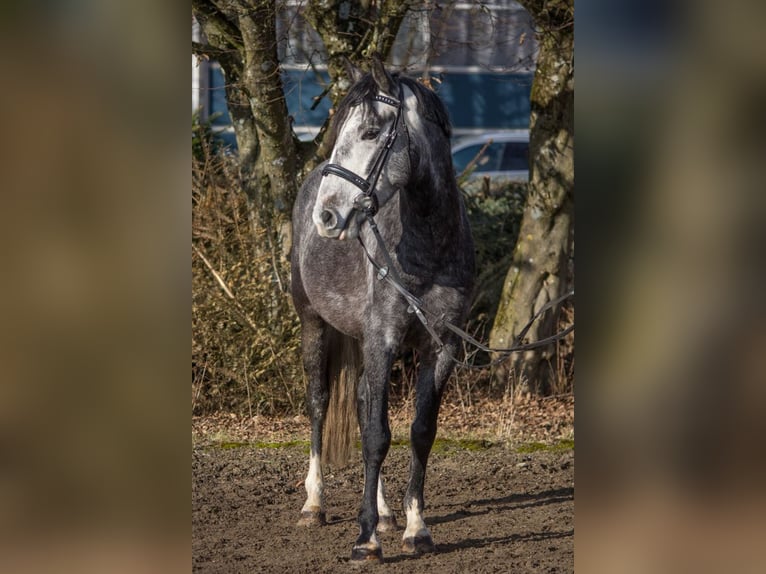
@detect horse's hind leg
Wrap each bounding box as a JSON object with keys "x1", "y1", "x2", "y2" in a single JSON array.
[
  {"x1": 401, "y1": 345, "x2": 456, "y2": 554},
  {"x1": 297, "y1": 315, "x2": 329, "y2": 527},
  {"x1": 376, "y1": 475, "x2": 398, "y2": 532}
]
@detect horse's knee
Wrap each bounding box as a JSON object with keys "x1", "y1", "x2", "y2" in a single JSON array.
[
  {"x1": 410, "y1": 418, "x2": 428, "y2": 438},
  {"x1": 410, "y1": 418, "x2": 436, "y2": 449}
]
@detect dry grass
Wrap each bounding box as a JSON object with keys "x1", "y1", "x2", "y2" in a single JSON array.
[
  {"x1": 192, "y1": 392, "x2": 573, "y2": 447},
  {"x1": 192, "y1": 133, "x2": 303, "y2": 417}
]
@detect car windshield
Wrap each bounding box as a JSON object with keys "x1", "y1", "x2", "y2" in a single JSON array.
[
  {"x1": 501, "y1": 142, "x2": 529, "y2": 171},
  {"x1": 453, "y1": 142, "x2": 505, "y2": 174}
]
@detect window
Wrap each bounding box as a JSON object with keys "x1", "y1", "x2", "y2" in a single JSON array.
[
  {"x1": 453, "y1": 142, "x2": 505, "y2": 173},
  {"x1": 208, "y1": 65, "x2": 231, "y2": 126},
  {"x1": 501, "y1": 142, "x2": 528, "y2": 171}
]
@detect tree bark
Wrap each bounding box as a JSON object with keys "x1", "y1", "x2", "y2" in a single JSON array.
[
  {"x1": 236, "y1": 0, "x2": 300, "y2": 271},
  {"x1": 489, "y1": 0, "x2": 574, "y2": 394}
]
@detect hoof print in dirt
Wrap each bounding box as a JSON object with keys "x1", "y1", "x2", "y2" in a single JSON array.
[
  {"x1": 297, "y1": 509, "x2": 326, "y2": 527},
  {"x1": 376, "y1": 515, "x2": 398, "y2": 532},
  {"x1": 350, "y1": 545, "x2": 383, "y2": 564},
  {"x1": 402, "y1": 535, "x2": 435, "y2": 555}
]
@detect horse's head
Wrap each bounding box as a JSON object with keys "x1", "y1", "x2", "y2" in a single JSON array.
[{"x1": 313, "y1": 57, "x2": 410, "y2": 240}]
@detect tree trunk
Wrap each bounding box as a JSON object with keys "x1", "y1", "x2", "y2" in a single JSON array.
[
  {"x1": 489, "y1": 0, "x2": 574, "y2": 394},
  {"x1": 237, "y1": 0, "x2": 299, "y2": 273},
  {"x1": 192, "y1": 1, "x2": 261, "y2": 212}
]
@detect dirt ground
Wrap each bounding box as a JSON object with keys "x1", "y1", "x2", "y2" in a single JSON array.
[{"x1": 192, "y1": 399, "x2": 574, "y2": 573}]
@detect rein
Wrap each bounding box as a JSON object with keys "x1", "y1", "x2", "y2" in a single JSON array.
[
  {"x1": 324, "y1": 83, "x2": 574, "y2": 368},
  {"x1": 357, "y1": 212, "x2": 574, "y2": 369}
]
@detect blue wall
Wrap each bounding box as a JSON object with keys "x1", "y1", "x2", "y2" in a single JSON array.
[
  {"x1": 206, "y1": 66, "x2": 532, "y2": 141},
  {"x1": 435, "y1": 72, "x2": 532, "y2": 130}
]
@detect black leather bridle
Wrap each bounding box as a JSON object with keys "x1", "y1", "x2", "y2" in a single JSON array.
[{"x1": 321, "y1": 88, "x2": 404, "y2": 218}]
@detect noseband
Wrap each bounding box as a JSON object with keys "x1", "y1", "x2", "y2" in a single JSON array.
[{"x1": 321, "y1": 87, "x2": 404, "y2": 217}]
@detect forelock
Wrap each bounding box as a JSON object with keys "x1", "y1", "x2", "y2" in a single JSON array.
[{"x1": 326, "y1": 75, "x2": 379, "y2": 148}]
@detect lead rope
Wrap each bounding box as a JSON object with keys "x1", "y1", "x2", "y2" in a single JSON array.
[{"x1": 357, "y1": 212, "x2": 574, "y2": 369}]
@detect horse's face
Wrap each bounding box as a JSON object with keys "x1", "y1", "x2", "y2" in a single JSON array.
[{"x1": 313, "y1": 92, "x2": 408, "y2": 240}]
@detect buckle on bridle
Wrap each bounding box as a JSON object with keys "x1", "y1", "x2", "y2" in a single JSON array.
[{"x1": 353, "y1": 192, "x2": 378, "y2": 217}]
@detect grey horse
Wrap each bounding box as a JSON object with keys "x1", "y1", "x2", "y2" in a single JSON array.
[{"x1": 290, "y1": 56, "x2": 475, "y2": 563}]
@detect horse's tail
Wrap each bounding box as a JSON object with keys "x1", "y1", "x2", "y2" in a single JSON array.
[{"x1": 322, "y1": 327, "x2": 362, "y2": 469}]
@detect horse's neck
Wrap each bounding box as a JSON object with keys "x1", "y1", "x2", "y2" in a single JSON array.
[
  {"x1": 403, "y1": 127, "x2": 461, "y2": 226},
  {"x1": 402, "y1": 183, "x2": 461, "y2": 228},
  {"x1": 402, "y1": 143, "x2": 464, "y2": 228},
  {"x1": 396, "y1": 178, "x2": 466, "y2": 264},
  {"x1": 383, "y1": 122, "x2": 468, "y2": 267}
]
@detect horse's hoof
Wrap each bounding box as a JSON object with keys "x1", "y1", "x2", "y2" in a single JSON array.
[
  {"x1": 402, "y1": 534, "x2": 435, "y2": 554},
  {"x1": 377, "y1": 514, "x2": 398, "y2": 532},
  {"x1": 297, "y1": 508, "x2": 326, "y2": 527},
  {"x1": 350, "y1": 544, "x2": 383, "y2": 564}
]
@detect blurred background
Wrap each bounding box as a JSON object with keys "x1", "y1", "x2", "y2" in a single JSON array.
[
  {"x1": 0, "y1": 2, "x2": 189, "y2": 572},
  {"x1": 577, "y1": 0, "x2": 766, "y2": 571},
  {"x1": 0, "y1": 0, "x2": 764, "y2": 572}
]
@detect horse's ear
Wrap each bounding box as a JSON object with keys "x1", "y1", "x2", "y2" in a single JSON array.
[
  {"x1": 370, "y1": 52, "x2": 396, "y2": 96},
  {"x1": 342, "y1": 56, "x2": 364, "y2": 84}
]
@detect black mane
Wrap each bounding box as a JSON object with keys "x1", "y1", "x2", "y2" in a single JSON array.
[{"x1": 397, "y1": 75, "x2": 452, "y2": 138}]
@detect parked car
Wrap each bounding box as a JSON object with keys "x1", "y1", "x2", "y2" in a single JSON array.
[{"x1": 451, "y1": 130, "x2": 529, "y2": 182}]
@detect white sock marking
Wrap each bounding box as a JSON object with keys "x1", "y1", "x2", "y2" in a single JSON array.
[
  {"x1": 403, "y1": 499, "x2": 430, "y2": 539},
  {"x1": 377, "y1": 475, "x2": 394, "y2": 518},
  {"x1": 301, "y1": 452, "x2": 323, "y2": 512}
]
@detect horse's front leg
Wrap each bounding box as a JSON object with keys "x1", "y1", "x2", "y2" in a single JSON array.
[
  {"x1": 402, "y1": 343, "x2": 457, "y2": 554},
  {"x1": 297, "y1": 316, "x2": 329, "y2": 527},
  {"x1": 350, "y1": 340, "x2": 395, "y2": 563}
]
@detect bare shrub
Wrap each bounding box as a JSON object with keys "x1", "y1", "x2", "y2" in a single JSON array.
[
  {"x1": 192, "y1": 132, "x2": 302, "y2": 416},
  {"x1": 191, "y1": 131, "x2": 571, "y2": 418}
]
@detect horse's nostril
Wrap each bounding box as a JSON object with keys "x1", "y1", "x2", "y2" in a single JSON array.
[{"x1": 320, "y1": 210, "x2": 336, "y2": 227}]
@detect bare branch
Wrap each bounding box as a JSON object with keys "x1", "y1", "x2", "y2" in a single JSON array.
[
  {"x1": 192, "y1": 40, "x2": 230, "y2": 60},
  {"x1": 192, "y1": 0, "x2": 244, "y2": 51},
  {"x1": 193, "y1": 244, "x2": 235, "y2": 300},
  {"x1": 193, "y1": 244, "x2": 260, "y2": 334}
]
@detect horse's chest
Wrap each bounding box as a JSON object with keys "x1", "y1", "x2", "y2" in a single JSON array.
[{"x1": 300, "y1": 244, "x2": 370, "y2": 337}]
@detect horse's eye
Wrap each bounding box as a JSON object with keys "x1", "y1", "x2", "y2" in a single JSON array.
[{"x1": 362, "y1": 127, "x2": 380, "y2": 140}]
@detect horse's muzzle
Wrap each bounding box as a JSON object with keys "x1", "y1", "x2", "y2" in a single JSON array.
[{"x1": 313, "y1": 206, "x2": 359, "y2": 240}]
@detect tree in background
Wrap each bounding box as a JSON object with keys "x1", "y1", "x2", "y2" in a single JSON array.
[
  {"x1": 489, "y1": 0, "x2": 574, "y2": 394},
  {"x1": 192, "y1": 0, "x2": 412, "y2": 280}
]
